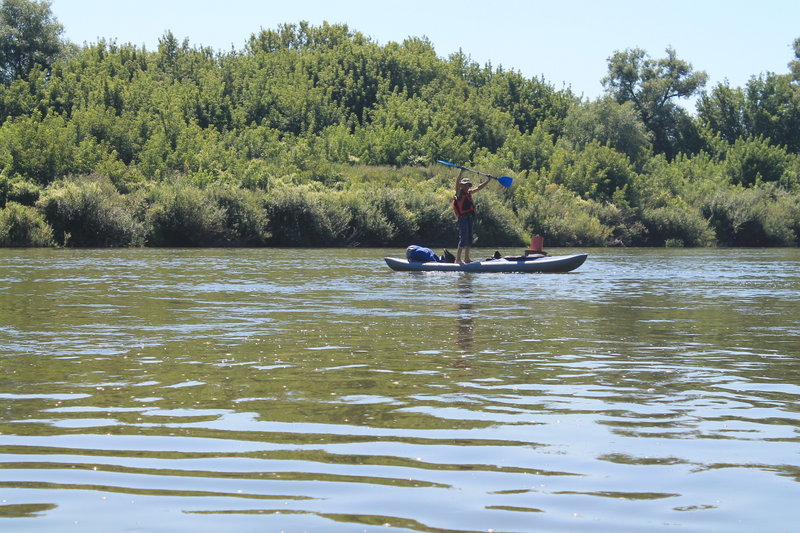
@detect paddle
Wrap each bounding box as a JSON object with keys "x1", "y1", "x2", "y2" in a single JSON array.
[{"x1": 437, "y1": 160, "x2": 513, "y2": 188}]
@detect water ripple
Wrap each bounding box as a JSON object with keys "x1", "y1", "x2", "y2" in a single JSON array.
[{"x1": 1, "y1": 248, "x2": 798, "y2": 532}]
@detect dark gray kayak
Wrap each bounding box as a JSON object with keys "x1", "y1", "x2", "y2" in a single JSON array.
[{"x1": 384, "y1": 253, "x2": 588, "y2": 273}]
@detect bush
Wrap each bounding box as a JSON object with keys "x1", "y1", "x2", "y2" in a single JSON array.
[
  {"x1": 264, "y1": 185, "x2": 347, "y2": 246},
  {"x1": 724, "y1": 136, "x2": 792, "y2": 186},
  {"x1": 336, "y1": 189, "x2": 399, "y2": 246},
  {"x1": 639, "y1": 204, "x2": 715, "y2": 247},
  {"x1": 145, "y1": 182, "x2": 228, "y2": 246},
  {"x1": 360, "y1": 187, "x2": 419, "y2": 243},
  {"x1": 207, "y1": 184, "x2": 270, "y2": 246},
  {"x1": 588, "y1": 200, "x2": 647, "y2": 246},
  {"x1": 342, "y1": 186, "x2": 454, "y2": 247},
  {"x1": 37, "y1": 177, "x2": 145, "y2": 246},
  {"x1": 702, "y1": 184, "x2": 799, "y2": 246},
  {"x1": 0, "y1": 202, "x2": 55, "y2": 247},
  {"x1": 472, "y1": 193, "x2": 527, "y2": 247},
  {"x1": 0, "y1": 177, "x2": 42, "y2": 206},
  {"x1": 402, "y1": 186, "x2": 453, "y2": 247},
  {"x1": 264, "y1": 182, "x2": 496, "y2": 248},
  {"x1": 519, "y1": 184, "x2": 612, "y2": 246},
  {"x1": 548, "y1": 141, "x2": 637, "y2": 202}
]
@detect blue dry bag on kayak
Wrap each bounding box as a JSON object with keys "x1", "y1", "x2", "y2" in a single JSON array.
[{"x1": 406, "y1": 245, "x2": 440, "y2": 263}]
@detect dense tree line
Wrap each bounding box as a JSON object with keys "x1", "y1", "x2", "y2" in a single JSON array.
[{"x1": 1, "y1": 1, "x2": 799, "y2": 248}]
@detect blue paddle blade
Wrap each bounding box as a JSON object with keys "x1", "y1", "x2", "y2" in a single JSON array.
[
  {"x1": 437, "y1": 159, "x2": 460, "y2": 168},
  {"x1": 497, "y1": 175, "x2": 513, "y2": 188}
]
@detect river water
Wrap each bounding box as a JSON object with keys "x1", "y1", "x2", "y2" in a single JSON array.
[{"x1": 0, "y1": 247, "x2": 798, "y2": 532}]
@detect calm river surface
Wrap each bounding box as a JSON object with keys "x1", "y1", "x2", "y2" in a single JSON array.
[{"x1": 0, "y1": 247, "x2": 798, "y2": 532}]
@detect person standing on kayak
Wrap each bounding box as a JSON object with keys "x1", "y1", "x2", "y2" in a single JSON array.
[{"x1": 453, "y1": 168, "x2": 491, "y2": 264}]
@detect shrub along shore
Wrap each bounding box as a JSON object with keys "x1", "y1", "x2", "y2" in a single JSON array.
[
  {"x1": 1, "y1": 17, "x2": 799, "y2": 248},
  {"x1": 3, "y1": 163, "x2": 797, "y2": 249}
]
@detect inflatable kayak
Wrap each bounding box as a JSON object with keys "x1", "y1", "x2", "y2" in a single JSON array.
[{"x1": 384, "y1": 253, "x2": 588, "y2": 273}]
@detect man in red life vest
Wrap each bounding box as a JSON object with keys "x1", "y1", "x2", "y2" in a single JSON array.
[{"x1": 452, "y1": 168, "x2": 491, "y2": 264}]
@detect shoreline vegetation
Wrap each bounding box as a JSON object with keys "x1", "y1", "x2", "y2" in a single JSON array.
[{"x1": 1, "y1": 4, "x2": 799, "y2": 248}]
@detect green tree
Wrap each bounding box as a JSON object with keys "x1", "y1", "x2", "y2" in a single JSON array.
[
  {"x1": 547, "y1": 141, "x2": 637, "y2": 202},
  {"x1": 485, "y1": 69, "x2": 574, "y2": 134},
  {"x1": 697, "y1": 82, "x2": 747, "y2": 143},
  {"x1": 602, "y1": 47, "x2": 707, "y2": 157},
  {"x1": 0, "y1": 112, "x2": 99, "y2": 185},
  {"x1": 723, "y1": 135, "x2": 792, "y2": 187},
  {"x1": 496, "y1": 124, "x2": 554, "y2": 172},
  {"x1": 561, "y1": 97, "x2": 652, "y2": 167},
  {"x1": 743, "y1": 73, "x2": 800, "y2": 153},
  {"x1": 790, "y1": 36, "x2": 800, "y2": 81},
  {"x1": 0, "y1": 0, "x2": 63, "y2": 84},
  {"x1": 698, "y1": 74, "x2": 800, "y2": 155}
]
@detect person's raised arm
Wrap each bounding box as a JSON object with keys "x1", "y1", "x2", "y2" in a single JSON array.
[
  {"x1": 471, "y1": 178, "x2": 491, "y2": 194},
  {"x1": 454, "y1": 168, "x2": 465, "y2": 195}
]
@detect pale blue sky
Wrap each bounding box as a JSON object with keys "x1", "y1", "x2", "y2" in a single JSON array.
[{"x1": 50, "y1": 0, "x2": 799, "y2": 102}]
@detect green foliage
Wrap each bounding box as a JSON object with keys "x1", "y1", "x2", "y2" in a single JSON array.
[
  {"x1": 145, "y1": 181, "x2": 269, "y2": 247},
  {"x1": 723, "y1": 136, "x2": 792, "y2": 186},
  {"x1": 603, "y1": 47, "x2": 707, "y2": 158},
  {"x1": 702, "y1": 184, "x2": 799, "y2": 246},
  {"x1": 485, "y1": 70, "x2": 575, "y2": 134},
  {"x1": 0, "y1": 200, "x2": 53, "y2": 246},
  {"x1": 517, "y1": 183, "x2": 613, "y2": 246},
  {"x1": 207, "y1": 184, "x2": 271, "y2": 246},
  {"x1": 263, "y1": 185, "x2": 343, "y2": 246},
  {"x1": 264, "y1": 183, "x2": 458, "y2": 247},
  {"x1": 699, "y1": 74, "x2": 800, "y2": 153},
  {"x1": 0, "y1": 112, "x2": 98, "y2": 185},
  {"x1": 743, "y1": 74, "x2": 800, "y2": 153},
  {"x1": 561, "y1": 97, "x2": 652, "y2": 167},
  {"x1": 792, "y1": 37, "x2": 800, "y2": 81},
  {"x1": 0, "y1": 175, "x2": 41, "y2": 205},
  {"x1": 0, "y1": 19, "x2": 799, "y2": 249},
  {"x1": 36, "y1": 176, "x2": 144, "y2": 246},
  {"x1": 495, "y1": 124, "x2": 555, "y2": 172},
  {"x1": 639, "y1": 204, "x2": 715, "y2": 247},
  {"x1": 697, "y1": 82, "x2": 747, "y2": 143},
  {"x1": 0, "y1": 0, "x2": 63, "y2": 84},
  {"x1": 472, "y1": 192, "x2": 527, "y2": 246},
  {"x1": 547, "y1": 141, "x2": 637, "y2": 201}
]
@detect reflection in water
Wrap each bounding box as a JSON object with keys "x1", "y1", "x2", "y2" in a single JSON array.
[
  {"x1": 455, "y1": 274, "x2": 475, "y2": 352},
  {"x1": 0, "y1": 248, "x2": 798, "y2": 532}
]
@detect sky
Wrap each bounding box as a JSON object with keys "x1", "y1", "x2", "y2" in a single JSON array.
[{"x1": 49, "y1": 0, "x2": 800, "y2": 103}]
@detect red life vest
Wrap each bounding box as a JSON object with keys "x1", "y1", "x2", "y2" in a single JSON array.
[{"x1": 453, "y1": 191, "x2": 476, "y2": 217}]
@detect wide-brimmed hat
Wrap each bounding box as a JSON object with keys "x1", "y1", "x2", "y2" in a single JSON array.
[{"x1": 460, "y1": 178, "x2": 472, "y2": 185}]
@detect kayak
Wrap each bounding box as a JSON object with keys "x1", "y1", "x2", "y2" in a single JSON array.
[{"x1": 384, "y1": 253, "x2": 588, "y2": 273}]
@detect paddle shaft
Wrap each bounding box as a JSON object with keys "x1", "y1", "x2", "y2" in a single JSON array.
[
  {"x1": 439, "y1": 159, "x2": 491, "y2": 179},
  {"x1": 436, "y1": 159, "x2": 513, "y2": 187}
]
